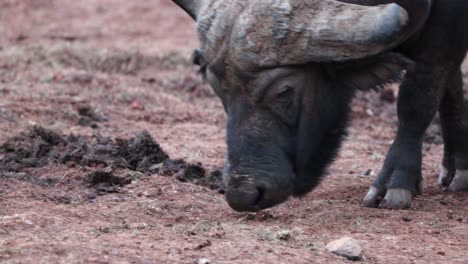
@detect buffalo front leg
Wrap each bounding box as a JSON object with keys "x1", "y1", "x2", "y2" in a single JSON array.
[
  {"x1": 363, "y1": 64, "x2": 447, "y2": 209},
  {"x1": 438, "y1": 69, "x2": 468, "y2": 191}
]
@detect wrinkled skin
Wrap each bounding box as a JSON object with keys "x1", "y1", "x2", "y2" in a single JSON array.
[{"x1": 177, "y1": 0, "x2": 468, "y2": 212}]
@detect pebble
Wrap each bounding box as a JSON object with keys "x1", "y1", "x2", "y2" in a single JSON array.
[
  {"x1": 197, "y1": 258, "x2": 211, "y2": 264},
  {"x1": 402, "y1": 216, "x2": 413, "y2": 222},
  {"x1": 326, "y1": 237, "x2": 362, "y2": 261},
  {"x1": 361, "y1": 169, "x2": 372, "y2": 177},
  {"x1": 276, "y1": 230, "x2": 291, "y2": 241},
  {"x1": 130, "y1": 100, "x2": 145, "y2": 110}
]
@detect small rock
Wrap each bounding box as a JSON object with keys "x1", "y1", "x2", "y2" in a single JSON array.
[
  {"x1": 256, "y1": 211, "x2": 273, "y2": 221},
  {"x1": 194, "y1": 240, "x2": 211, "y2": 250},
  {"x1": 141, "y1": 77, "x2": 156, "y2": 83},
  {"x1": 276, "y1": 230, "x2": 291, "y2": 241},
  {"x1": 197, "y1": 258, "x2": 211, "y2": 264},
  {"x1": 305, "y1": 242, "x2": 323, "y2": 251},
  {"x1": 402, "y1": 216, "x2": 412, "y2": 222},
  {"x1": 326, "y1": 237, "x2": 362, "y2": 261},
  {"x1": 130, "y1": 100, "x2": 145, "y2": 111}
]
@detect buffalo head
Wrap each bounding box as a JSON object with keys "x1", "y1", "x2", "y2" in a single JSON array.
[{"x1": 172, "y1": 0, "x2": 431, "y2": 212}]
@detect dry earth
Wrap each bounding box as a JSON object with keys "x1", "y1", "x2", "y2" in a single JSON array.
[{"x1": 0, "y1": 1, "x2": 467, "y2": 263}]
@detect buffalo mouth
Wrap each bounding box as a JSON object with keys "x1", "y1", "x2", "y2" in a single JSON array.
[{"x1": 224, "y1": 175, "x2": 293, "y2": 212}]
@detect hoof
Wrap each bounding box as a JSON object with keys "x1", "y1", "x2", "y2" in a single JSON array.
[
  {"x1": 362, "y1": 187, "x2": 385, "y2": 208},
  {"x1": 449, "y1": 170, "x2": 468, "y2": 192},
  {"x1": 380, "y1": 189, "x2": 412, "y2": 210}
]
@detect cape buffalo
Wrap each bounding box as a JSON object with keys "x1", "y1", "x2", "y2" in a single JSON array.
[{"x1": 172, "y1": 0, "x2": 468, "y2": 212}]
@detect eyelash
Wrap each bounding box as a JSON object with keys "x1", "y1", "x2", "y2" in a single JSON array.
[{"x1": 276, "y1": 86, "x2": 293, "y2": 99}]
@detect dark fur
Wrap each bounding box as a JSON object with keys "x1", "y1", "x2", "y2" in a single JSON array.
[{"x1": 300, "y1": 0, "x2": 468, "y2": 205}]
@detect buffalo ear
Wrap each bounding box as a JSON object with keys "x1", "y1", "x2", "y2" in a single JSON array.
[{"x1": 329, "y1": 52, "x2": 415, "y2": 91}]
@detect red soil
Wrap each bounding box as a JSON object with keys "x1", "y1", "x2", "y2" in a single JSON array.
[{"x1": 0, "y1": 1, "x2": 467, "y2": 263}]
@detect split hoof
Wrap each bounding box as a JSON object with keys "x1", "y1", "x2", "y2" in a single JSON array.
[
  {"x1": 380, "y1": 189, "x2": 413, "y2": 210},
  {"x1": 438, "y1": 167, "x2": 468, "y2": 192},
  {"x1": 362, "y1": 187, "x2": 385, "y2": 208}
]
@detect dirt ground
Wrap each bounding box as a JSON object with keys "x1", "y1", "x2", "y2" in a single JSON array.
[{"x1": 0, "y1": 1, "x2": 467, "y2": 263}]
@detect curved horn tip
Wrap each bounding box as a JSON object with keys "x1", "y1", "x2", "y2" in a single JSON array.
[
  {"x1": 172, "y1": 0, "x2": 203, "y2": 20},
  {"x1": 371, "y1": 4, "x2": 408, "y2": 43}
]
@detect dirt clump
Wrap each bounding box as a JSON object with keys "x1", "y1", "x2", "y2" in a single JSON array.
[
  {"x1": 159, "y1": 159, "x2": 205, "y2": 180},
  {"x1": 0, "y1": 127, "x2": 169, "y2": 173},
  {"x1": 205, "y1": 170, "x2": 224, "y2": 193},
  {"x1": 159, "y1": 159, "x2": 224, "y2": 192},
  {"x1": 0, "y1": 126, "x2": 67, "y2": 172},
  {"x1": 121, "y1": 130, "x2": 169, "y2": 172},
  {"x1": 0, "y1": 126, "x2": 222, "y2": 193}
]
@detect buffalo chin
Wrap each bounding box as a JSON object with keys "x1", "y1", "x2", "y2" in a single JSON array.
[
  {"x1": 291, "y1": 123, "x2": 350, "y2": 198},
  {"x1": 296, "y1": 98, "x2": 354, "y2": 198}
]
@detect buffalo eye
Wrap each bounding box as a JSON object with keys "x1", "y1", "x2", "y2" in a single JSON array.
[
  {"x1": 269, "y1": 85, "x2": 298, "y2": 125},
  {"x1": 274, "y1": 85, "x2": 294, "y2": 108},
  {"x1": 276, "y1": 85, "x2": 294, "y2": 99}
]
